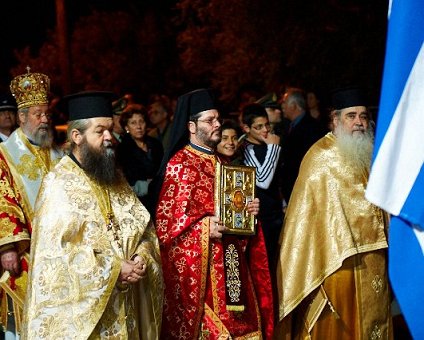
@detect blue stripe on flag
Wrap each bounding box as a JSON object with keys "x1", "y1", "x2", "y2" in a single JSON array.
[
  {"x1": 389, "y1": 217, "x2": 424, "y2": 340},
  {"x1": 366, "y1": 0, "x2": 424, "y2": 338},
  {"x1": 372, "y1": 0, "x2": 424, "y2": 152}
]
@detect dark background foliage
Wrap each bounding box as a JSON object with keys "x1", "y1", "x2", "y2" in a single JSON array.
[{"x1": 0, "y1": 0, "x2": 388, "y2": 111}]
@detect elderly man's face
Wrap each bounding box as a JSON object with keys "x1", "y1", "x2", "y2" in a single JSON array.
[
  {"x1": 78, "y1": 117, "x2": 119, "y2": 185},
  {"x1": 83, "y1": 117, "x2": 114, "y2": 153},
  {"x1": 334, "y1": 106, "x2": 369, "y2": 136},
  {"x1": 20, "y1": 104, "x2": 53, "y2": 147}
]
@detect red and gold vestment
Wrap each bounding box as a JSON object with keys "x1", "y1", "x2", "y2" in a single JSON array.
[
  {"x1": 0, "y1": 128, "x2": 63, "y2": 333},
  {"x1": 156, "y1": 144, "x2": 274, "y2": 339}
]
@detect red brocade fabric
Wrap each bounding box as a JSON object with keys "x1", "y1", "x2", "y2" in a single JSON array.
[{"x1": 156, "y1": 145, "x2": 274, "y2": 339}]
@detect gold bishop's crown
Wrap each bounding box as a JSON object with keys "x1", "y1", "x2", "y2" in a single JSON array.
[{"x1": 9, "y1": 66, "x2": 50, "y2": 109}]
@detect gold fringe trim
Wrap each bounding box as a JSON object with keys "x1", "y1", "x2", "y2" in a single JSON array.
[{"x1": 226, "y1": 304, "x2": 245, "y2": 312}]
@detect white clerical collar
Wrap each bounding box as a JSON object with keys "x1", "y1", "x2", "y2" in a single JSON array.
[{"x1": 0, "y1": 132, "x2": 9, "y2": 142}]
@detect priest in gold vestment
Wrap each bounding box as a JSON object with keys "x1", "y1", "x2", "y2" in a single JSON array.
[
  {"x1": 22, "y1": 92, "x2": 163, "y2": 339},
  {"x1": 276, "y1": 87, "x2": 392, "y2": 339},
  {"x1": 0, "y1": 69, "x2": 63, "y2": 336}
]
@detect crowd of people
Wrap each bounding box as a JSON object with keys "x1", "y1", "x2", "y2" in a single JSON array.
[{"x1": 0, "y1": 67, "x2": 397, "y2": 339}]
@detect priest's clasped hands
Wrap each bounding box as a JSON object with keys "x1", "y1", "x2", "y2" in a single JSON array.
[{"x1": 119, "y1": 255, "x2": 147, "y2": 284}]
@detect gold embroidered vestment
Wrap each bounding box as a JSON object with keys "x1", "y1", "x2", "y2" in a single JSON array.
[
  {"x1": 0, "y1": 128, "x2": 63, "y2": 333},
  {"x1": 22, "y1": 156, "x2": 163, "y2": 339},
  {"x1": 277, "y1": 133, "x2": 392, "y2": 339}
]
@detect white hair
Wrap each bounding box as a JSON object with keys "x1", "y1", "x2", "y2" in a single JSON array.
[{"x1": 334, "y1": 123, "x2": 374, "y2": 174}]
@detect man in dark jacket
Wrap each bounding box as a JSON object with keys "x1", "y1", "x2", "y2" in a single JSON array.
[{"x1": 280, "y1": 87, "x2": 326, "y2": 203}]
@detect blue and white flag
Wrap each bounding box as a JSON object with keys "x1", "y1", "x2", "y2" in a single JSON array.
[{"x1": 366, "y1": 0, "x2": 424, "y2": 338}]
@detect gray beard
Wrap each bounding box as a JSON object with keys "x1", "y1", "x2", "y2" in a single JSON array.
[
  {"x1": 25, "y1": 124, "x2": 54, "y2": 148},
  {"x1": 334, "y1": 124, "x2": 374, "y2": 173},
  {"x1": 79, "y1": 140, "x2": 123, "y2": 186},
  {"x1": 33, "y1": 130, "x2": 53, "y2": 148}
]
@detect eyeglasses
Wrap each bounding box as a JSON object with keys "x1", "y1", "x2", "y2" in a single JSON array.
[
  {"x1": 196, "y1": 117, "x2": 223, "y2": 126},
  {"x1": 31, "y1": 111, "x2": 51, "y2": 119},
  {"x1": 251, "y1": 123, "x2": 271, "y2": 131}
]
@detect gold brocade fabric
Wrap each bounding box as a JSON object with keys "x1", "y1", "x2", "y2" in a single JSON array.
[
  {"x1": 0, "y1": 128, "x2": 63, "y2": 224},
  {"x1": 0, "y1": 128, "x2": 63, "y2": 333},
  {"x1": 284, "y1": 251, "x2": 391, "y2": 339},
  {"x1": 277, "y1": 133, "x2": 390, "y2": 338},
  {"x1": 22, "y1": 156, "x2": 163, "y2": 339}
]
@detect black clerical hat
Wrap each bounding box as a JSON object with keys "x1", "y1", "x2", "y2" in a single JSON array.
[
  {"x1": 331, "y1": 87, "x2": 367, "y2": 110},
  {"x1": 63, "y1": 91, "x2": 114, "y2": 121},
  {"x1": 161, "y1": 88, "x2": 217, "y2": 163},
  {"x1": 179, "y1": 88, "x2": 217, "y2": 117}
]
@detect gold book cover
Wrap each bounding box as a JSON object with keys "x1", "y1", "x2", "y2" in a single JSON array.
[{"x1": 214, "y1": 163, "x2": 256, "y2": 235}]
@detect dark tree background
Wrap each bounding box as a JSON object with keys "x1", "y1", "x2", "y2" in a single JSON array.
[{"x1": 3, "y1": 0, "x2": 388, "y2": 110}]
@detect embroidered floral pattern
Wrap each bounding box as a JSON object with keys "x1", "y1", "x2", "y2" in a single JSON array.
[{"x1": 225, "y1": 244, "x2": 242, "y2": 303}]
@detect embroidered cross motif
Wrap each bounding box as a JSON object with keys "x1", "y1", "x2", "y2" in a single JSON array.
[
  {"x1": 371, "y1": 323, "x2": 382, "y2": 340},
  {"x1": 16, "y1": 154, "x2": 42, "y2": 180},
  {"x1": 225, "y1": 243, "x2": 241, "y2": 303},
  {"x1": 372, "y1": 275, "x2": 383, "y2": 294}
]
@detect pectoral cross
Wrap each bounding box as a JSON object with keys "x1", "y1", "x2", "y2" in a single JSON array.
[
  {"x1": 106, "y1": 212, "x2": 123, "y2": 249},
  {"x1": 106, "y1": 212, "x2": 115, "y2": 231}
]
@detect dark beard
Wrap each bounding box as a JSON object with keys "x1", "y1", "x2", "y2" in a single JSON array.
[
  {"x1": 196, "y1": 125, "x2": 221, "y2": 149},
  {"x1": 204, "y1": 138, "x2": 220, "y2": 149},
  {"x1": 79, "y1": 140, "x2": 123, "y2": 186}
]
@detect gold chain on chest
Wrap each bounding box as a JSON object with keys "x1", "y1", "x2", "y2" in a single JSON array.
[{"x1": 90, "y1": 178, "x2": 123, "y2": 250}]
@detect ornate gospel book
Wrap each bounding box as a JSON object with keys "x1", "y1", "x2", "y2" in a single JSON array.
[{"x1": 214, "y1": 163, "x2": 256, "y2": 235}]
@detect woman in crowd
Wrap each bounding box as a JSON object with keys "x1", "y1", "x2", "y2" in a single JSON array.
[{"x1": 116, "y1": 106, "x2": 163, "y2": 213}]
